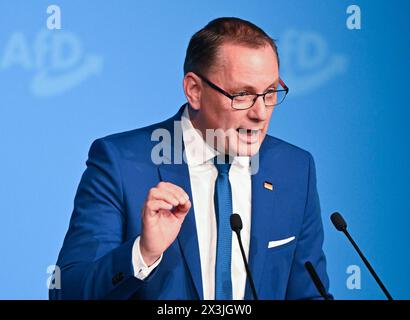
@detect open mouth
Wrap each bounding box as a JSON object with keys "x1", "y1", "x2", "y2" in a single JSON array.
[
  {"x1": 236, "y1": 128, "x2": 261, "y2": 144},
  {"x1": 236, "y1": 128, "x2": 261, "y2": 135}
]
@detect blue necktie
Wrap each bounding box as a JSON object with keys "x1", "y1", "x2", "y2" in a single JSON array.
[{"x1": 214, "y1": 157, "x2": 233, "y2": 300}]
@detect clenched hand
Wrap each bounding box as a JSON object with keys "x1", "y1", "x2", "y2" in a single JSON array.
[{"x1": 140, "y1": 182, "x2": 191, "y2": 266}]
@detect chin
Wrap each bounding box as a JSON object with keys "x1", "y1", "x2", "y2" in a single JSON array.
[
  {"x1": 233, "y1": 131, "x2": 266, "y2": 157},
  {"x1": 228, "y1": 141, "x2": 262, "y2": 157}
]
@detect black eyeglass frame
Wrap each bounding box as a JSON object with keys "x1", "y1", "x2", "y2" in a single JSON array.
[{"x1": 195, "y1": 73, "x2": 289, "y2": 110}]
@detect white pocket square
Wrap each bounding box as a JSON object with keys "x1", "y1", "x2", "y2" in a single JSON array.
[{"x1": 268, "y1": 236, "x2": 295, "y2": 248}]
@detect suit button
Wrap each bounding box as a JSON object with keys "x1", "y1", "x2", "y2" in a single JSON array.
[{"x1": 112, "y1": 272, "x2": 124, "y2": 285}]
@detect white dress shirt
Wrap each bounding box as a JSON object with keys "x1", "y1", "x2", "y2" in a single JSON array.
[{"x1": 132, "y1": 105, "x2": 252, "y2": 300}]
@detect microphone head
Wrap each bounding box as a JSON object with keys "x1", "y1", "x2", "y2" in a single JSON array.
[
  {"x1": 331, "y1": 212, "x2": 347, "y2": 231},
  {"x1": 230, "y1": 213, "x2": 243, "y2": 232}
]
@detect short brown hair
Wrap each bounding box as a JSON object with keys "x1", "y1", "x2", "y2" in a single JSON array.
[{"x1": 183, "y1": 17, "x2": 279, "y2": 76}]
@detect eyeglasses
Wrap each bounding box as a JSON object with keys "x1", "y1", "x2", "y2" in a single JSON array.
[{"x1": 195, "y1": 73, "x2": 289, "y2": 110}]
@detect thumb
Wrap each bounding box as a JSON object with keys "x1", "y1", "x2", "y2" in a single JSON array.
[{"x1": 173, "y1": 199, "x2": 191, "y2": 220}]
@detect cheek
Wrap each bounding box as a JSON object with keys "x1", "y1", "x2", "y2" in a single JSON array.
[
  {"x1": 200, "y1": 97, "x2": 234, "y2": 129},
  {"x1": 220, "y1": 112, "x2": 242, "y2": 130},
  {"x1": 263, "y1": 109, "x2": 274, "y2": 129}
]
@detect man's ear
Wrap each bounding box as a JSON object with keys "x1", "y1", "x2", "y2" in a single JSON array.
[{"x1": 183, "y1": 72, "x2": 202, "y2": 110}]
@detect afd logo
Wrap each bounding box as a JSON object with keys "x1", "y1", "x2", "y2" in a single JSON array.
[
  {"x1": 281, "y1": 29, "x2": 348, "y2": 96},
  {"x1": 0, "y1": 29, "x2": 103, "y2": 97}
]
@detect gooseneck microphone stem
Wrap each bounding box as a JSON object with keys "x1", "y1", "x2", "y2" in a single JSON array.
[
  {"x1": 230, "y1": 213, "x2": 258, "y2": 300},
  {"x1": 342, "y1": 228, "x2": 393, "y2": 301},
  {"x1": 234, "y1": 229, "x2": 258, "y2": 300},
  {"x1": 304, "y1": 262, "x2": 331, "y2": 300},
  {"x1": 331, "y1": 212, "x2": 393, "y2": 300}
]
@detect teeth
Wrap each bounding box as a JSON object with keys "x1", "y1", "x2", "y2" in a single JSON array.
[
  {"x1": 237, "y1": 128, "x2": 259, "y2": 135},
  {"x1": 237, "y1": 128, "x2": 259, "y2": 131}
]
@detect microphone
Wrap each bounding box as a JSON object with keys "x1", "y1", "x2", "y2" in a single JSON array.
[
  {"x1": 330, "y1": 212, "x2": 393, "y2": 300},
  {"x1": 304, "y1": 261, "x2": 331, "y2": 300},
  {"x1": 230, "y1": 213, "x2": 258, "y2": 300}
]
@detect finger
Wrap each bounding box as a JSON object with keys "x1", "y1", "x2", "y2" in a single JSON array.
[
  {"x1": 145, "y1": 199, "x2": 175, "y2": 214},
  {"x1": 157, "y1": 182, "x2": 189, "y2": 204},
  {"x1": 158, "y1": 182, "x2": 189, "y2": 204},
  {"x1": 173, "y1": 199, "x2": 191, "y2": 219},
  {"x1": 149, "y1": 187, "x2": 180, "y2": 206}
]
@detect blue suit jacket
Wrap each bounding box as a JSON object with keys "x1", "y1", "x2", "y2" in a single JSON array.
[{"x1": 50, "y1": 106, "x2": 330, "y2": 300}]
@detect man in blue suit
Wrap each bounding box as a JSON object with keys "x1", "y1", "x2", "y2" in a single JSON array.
[{"x1": 50, "y1": 17, "x2": 330, "y2": 300}]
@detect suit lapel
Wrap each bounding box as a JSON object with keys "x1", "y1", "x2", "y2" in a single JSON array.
[
  {"x1": 244, "y1": 139, "x2": 278, "y2": 299},
  {"x1": 158, "y1": 162, "x2": 203, "y2": 300},
  {"x1": 157, "y1": 106, "x2": 204, "y2": 300}
]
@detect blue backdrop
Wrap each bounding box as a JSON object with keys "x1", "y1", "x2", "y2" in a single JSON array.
[{"x1": 0, "y1": 0, "x2": 409, "y2": 299}]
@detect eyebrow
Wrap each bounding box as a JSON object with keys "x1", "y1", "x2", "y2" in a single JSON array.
[{"x1": 228, "y1": 79, "x2": 279, "y2": 93}]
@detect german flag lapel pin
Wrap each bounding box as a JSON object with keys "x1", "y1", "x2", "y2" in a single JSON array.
[{"x1": 264, "y1": 181, "x2": 273, "y2": 191}]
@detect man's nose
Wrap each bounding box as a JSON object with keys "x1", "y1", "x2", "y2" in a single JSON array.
[{"x1": 247, "y1": 96, "x2": 267, "y2": 121}]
